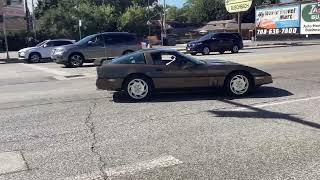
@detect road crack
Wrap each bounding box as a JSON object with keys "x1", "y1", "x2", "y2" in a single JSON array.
[{"x1": 84, "y1": 102, "x2": 108, "y2": 180}]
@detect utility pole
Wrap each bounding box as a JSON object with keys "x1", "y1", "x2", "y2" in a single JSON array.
[
  {"x1": 237, "y1": 12, "x2": 241, "y2": 34},
  {"x1": 162, "y1": 0, "x2": 167, "y2": 46},
  {"x1": 2, "y1": 0, "x2": 10, "y2": 60},
  {"x1": 148, "y1": 0, "x2": 150, "y2": 36},
  {"x1": 31, "y1": 0, "x2": 37, "y2": 41}
]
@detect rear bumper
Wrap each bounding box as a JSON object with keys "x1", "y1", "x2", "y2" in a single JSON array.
[
  {"x1": 255, "y1": 75, "x2": 273, "y2": 86},
  {"x1": 96, "y1": 78, "x2": 123, "y2": 91}
]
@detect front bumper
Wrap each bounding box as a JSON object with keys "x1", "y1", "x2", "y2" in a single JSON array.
[
  {"x1": 96, "y1": 78, "x2": 123, "y2": 91},
  {"x1": 186, "y1": 45, "x2": 203, "y2": 53},
  {"x1": 255, "y1": 75, "x2": 273, "y2": 86}
]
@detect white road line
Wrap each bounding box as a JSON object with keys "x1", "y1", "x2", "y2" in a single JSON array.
[
  {"x1": 62, "y1": 155, "x2": 182, "y2": 180},
  {"x1": 105, "y1": 155, "x2": 183, "y2": 177},
  {"x1": 21, "y1": 63, "x2": 72, "y2": 77},
  {"x1": 232, "y1": 96, "x2": 320, "y2": 111}
]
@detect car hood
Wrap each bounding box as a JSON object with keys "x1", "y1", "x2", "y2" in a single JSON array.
[
  {"x1": 55, "y1": 44, "x2": 78, "y2": 50},
  {"x1": 206, "y1": 59, "x2": 239, "y2": 66},
  {"x1": 19, "y1": 47, "x2": 37, "y2": 52},
  {"x1": 188, "y1": 40, "x2": 203, "y2": 44},
  {"x1": 205, "y1": 59, "x2": 270, "y2": 76}
]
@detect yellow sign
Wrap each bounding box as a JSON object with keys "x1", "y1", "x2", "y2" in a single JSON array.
[{"x1": 225, "y1": 0, "x2": 253, "y2": 13}]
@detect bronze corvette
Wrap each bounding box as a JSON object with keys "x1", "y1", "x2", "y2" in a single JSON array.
[{"x1": 96, "y1": 49, "x2": 272, "y2": 100}]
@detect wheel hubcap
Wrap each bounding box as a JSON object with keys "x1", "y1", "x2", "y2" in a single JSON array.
[
  {"x1": 31, "y1": 55, "x2": 40, "y2": 62},
  {"x1": 233, "y1": 46, "x2": 239, "y2": 52},
  {"x1": 230, "y1": 75, "x2": 249, "y2": 95},
  {"x1": 71, "y1": 55, "x2": 82, "y2": 67},
  {"x1": 128, "y1": 79, "x2": 148, "y2": 99},
  {"x1": 203, "y1": 47, "x2": 210, "y2": 54}
]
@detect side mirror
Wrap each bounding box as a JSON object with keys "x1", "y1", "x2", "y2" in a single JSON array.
[{"x1": 88, "y1": 41, "x2": 94, "y2": 46}]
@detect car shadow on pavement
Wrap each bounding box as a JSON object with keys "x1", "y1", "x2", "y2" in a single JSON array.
[
  {"x1": 112, "y1": 86, "x2": 293, "y2": 103},
  {"x1": 62, "y1": 64, "x2": 96, "y2": 68},
  {"x1": 208, "y1": 99, "x2": 320, "y2": 130}
]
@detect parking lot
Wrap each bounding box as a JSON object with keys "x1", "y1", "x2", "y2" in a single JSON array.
[{"x1": 0, "y1": 45, "x2": 320, "y2": 179}]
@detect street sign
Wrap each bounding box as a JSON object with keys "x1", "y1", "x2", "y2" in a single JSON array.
[{"x1": 225, "y1": 0, "x2": 253, "y2": 13}]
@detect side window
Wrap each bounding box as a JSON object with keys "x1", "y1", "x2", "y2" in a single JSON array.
[
  {"x1": 44, "y1": 41, "x2": 54, "y2": 47},
  {"x1": 151, "y1": 52, "x2": 191, "y2": 67},
  {"x1": 104, "y1": 35, "x2": 117, "y2": 45},
  {"x1": 112, "y1": 52, "x2": 146, "y2": 64},
  {"x1": 151, "y1": 52, "x2": 176, "y2": 65},
  {"x1": 91, "y1": 35, "x2": 105, "y2": 47},
  {"x1": 52, "y1": 41, "x2": 72, "y2": 46}
]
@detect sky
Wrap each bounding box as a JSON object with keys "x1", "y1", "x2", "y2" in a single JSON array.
[{"x1": 159, "y1": 0, "x2": 186, "y2": 8}]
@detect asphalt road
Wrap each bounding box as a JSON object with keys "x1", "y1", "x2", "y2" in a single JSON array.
[{"x1": 0, "y1": 45, "x2": 320, "y2": 180}]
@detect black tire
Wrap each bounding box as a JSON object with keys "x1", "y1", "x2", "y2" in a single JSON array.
[
  {"x1": 190, "y1": 52, "x2": 197, "y2": 56},
  {"x1": 202, "y1": 46, "x2": 210, "y2": 55},
  {"x1": 231, "y1": 44, "x2": 239, "y2": 53},
  {"x1": 224, "y1": 72, "x2": 253, "y2": 96},
  {"x1": 123, "y1": 50, "x2": 134, "y2": 55},
  {"x1": 28, "y1": 52, "x2": 41, "y2": 63},
  {"x1": 67, "y1": 54, "x2": 84, "y2": 68},
  {"x1": 219, "y1": 50, "x2": 225, "y2": 54},
  {"x1": 124, "y1": 75, "x2": 153, "y2": 101}
]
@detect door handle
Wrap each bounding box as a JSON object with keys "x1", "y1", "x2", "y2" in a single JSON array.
[{"x1": 155, "y1": 68, "x2": 163, "y2": 72}]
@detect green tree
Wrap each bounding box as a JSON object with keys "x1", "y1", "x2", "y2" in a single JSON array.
[{"x1": 119, "y1": 5, "x2": 149, "y2": 36}]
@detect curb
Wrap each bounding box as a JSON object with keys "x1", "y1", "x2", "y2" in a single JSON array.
[{"x1": 0, "y1": 58, "x2": 21, "y2": 64}]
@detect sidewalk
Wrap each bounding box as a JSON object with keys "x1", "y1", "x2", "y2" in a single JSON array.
[{"x1": 154, "y1": 39, "x2": 320, "y2": 52}]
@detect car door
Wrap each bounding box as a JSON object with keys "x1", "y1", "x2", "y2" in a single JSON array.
[
  {"x1": 103, "y1": 34, "x2": 122, "y2": 58},
  {"x1": 82, "y1": 35, "x2": 106, "y2": 60},
  {"x1": 149, "y1": 52, "x2": 209, "y2": 89},
  {"x1": 41, "y1": 41, "x2": 56, "y2": 58},
  {"x1": 208, "y1": 34, "x2": 222, "y2": 51},
  {"x1": 220, "y1": 34, "x2": 234, "y2": 50}
]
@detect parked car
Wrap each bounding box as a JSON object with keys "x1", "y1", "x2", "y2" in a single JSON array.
[
  {"x1": 96, "y1": 49, "x2": 272, "y2": 101},
  {"x1": 52, "y1": 32, "x2": 142, "y2": 68},
  {"x1": 186, "y1": 32, "x2": 244, "y2": 55},
  {"x1": 18, "y1": 39, "x2": 75, "y2": 63}
]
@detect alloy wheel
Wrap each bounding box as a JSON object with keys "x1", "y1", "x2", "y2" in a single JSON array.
[
  {"x1": 127, "y1": 79, "x2": 149, "y2": 100},
  {"x1": 229, "y1": 75, "x2": 249, "y2": 95}
]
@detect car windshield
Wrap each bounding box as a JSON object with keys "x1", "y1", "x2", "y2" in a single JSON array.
[
  {"x1": 198, "y1": 33, "x2": 213, "y2": 41},
  {"x1": 35, "y1": 41, "x2": 48, "y2": 47},
  {"x1": 75, "y1": 34, "x2": 96, "y2": 45},
  {"x1": 177, "y1": 52, "x2": 206, "y2": 65}
]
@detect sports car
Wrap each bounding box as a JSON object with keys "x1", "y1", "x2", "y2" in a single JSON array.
[{"x1": 96, "y1": 49, "x2": 273, "y2": 100}]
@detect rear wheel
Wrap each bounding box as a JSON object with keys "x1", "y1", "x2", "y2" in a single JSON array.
[
  {"x1": 28, "y1": 53, "x2": 41, "y2": 63},
  {"x1": 225, "y1": 72, "x2": 252, "y2": 96},
  {"x1": 124, "y1": 76, "x2": 152, "y2": 101},
  {"x1": 202, "y1": 46, "x2": 210, "y2": 55},
  {"x1": 67, "y1": 54, "x2": 83, "y2": 68},
  {"x1": 231, "y1": 44, "x2": 239, "y2": 53}
]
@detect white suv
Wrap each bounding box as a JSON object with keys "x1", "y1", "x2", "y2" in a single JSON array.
[{"x1": 18, "y1": 39, "x2": 75, "y2": 63}]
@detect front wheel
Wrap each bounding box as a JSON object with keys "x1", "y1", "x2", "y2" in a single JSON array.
[
  {"x1": 231, "y1": 45, "x2": 239, "y2": 53},
  {"x1": 28, "y1": 53, "x2": 41, "y2": 63},
  {"x1": 202, "y1": 46, "x2": 210, "y2": 55},
  {"x1": 67, "y1": 54, "x2": 83, "y2": 68},
  {"x1": 225, "y1": 73, "x2": 252, "y2": 96},
  {"x1": 125, "y1": 76, "x2": 152, "y2": 101}
]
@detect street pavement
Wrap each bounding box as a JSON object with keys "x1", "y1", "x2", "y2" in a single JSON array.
[{"x1": 0, "y1": 45, "x2": 320, "y2": 179}]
